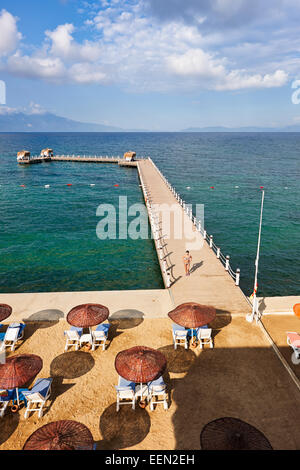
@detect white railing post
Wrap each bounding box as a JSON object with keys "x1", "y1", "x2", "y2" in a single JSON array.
[
  {"x1": 166, "y1": 272, "x2": 171, "y2": 288},
  {"x1": 235, "y1": 268, "x2": 240, "y2": 286},
  {"x1": 217, "y1": 247, "x2": 220, "y2": 258},
  {"x1": 203, "y1": 230, "x2": 207, "y2": 240},
  {"x1": 198, "y1": 221, "x2": 201, "y2": 232},
  {"x1": 209, "y1": 235, "x2": 213, "y2": 248},
  {"x1": 225, "y1": 255, "x2": 230, "y2": 271}
]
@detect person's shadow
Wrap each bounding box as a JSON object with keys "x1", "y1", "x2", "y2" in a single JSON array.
[
  {"x1": 258, "y1": 297, "x2": 266, "y2": 315},
  {"x1": 189, "y1": 261, "x2": 203, "y2": 274}
]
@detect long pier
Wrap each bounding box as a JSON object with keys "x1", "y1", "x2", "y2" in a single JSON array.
[
  {"x1": 19, "y1": 153, "x2": 251, "y2": 314},
  {"x1": 137, "y1": 158, "x2": 251, "y2": 315}
]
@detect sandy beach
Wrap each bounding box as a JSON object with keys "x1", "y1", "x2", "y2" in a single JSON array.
[{"x1": 1, "y1": 314, "x2": 300, "y2": 450}]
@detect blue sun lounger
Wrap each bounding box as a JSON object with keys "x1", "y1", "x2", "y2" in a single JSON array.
[
  {"x1": 147, "y1": 377, "x2": 168, "y2": 410},
  {"x1": 23, "y1": 378, "x2": 53, "y2": 418},
  {"x1": 91, "y1": 323, "x2": 111, "y2": 351}
]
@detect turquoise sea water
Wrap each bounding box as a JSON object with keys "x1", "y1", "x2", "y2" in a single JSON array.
[{"x1": 0, "y1": 132, "x2": 299, "y2": 296}]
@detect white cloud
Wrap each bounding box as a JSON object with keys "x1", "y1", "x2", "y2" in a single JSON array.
[
  {"x1": 27, "y1": 101, "x2": 47, "y2": 114},
  {"x1": 0, "y1": 2, "x2": 291, "y2": 92},
  {"x1": 0, "y1": 105, "x2": 18, "y2": 115},
  {"x1": 0, "y1": 101, "x2": 46, "y2": 115},
  {"x1": 68, "y1": 63, "x2": 107, "y2": 83},
  {"x1": 167, "y1": 49, "x2": 226, "y2": 79},
  {"x1": 7, "y1": 53, "x2": 66, "y2": 80},
  {"x1": 168, "y1": 49, "x2": 288, "y2": 90},
  {"x1": 0, "y1": 9, "x2": 22, "y2": 56},
  {"x1": 216, "y1": 69, "x2": 288, "y2": 91},
  {"x1": 45, "y1": 23, "x2": 102, "y2": 62}
]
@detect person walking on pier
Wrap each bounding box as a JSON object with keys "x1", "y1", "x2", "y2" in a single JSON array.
[{"x1": 183, "y1": 250, "x2": 192, "y2": 276}]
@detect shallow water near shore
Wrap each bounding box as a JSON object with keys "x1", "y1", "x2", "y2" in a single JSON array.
[{"x1": 0, "y1": 132, "x2": 299, "y2": 296}]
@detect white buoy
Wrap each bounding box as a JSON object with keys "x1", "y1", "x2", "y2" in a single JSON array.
[
  {"x1": 186, "y1": 186, "x2": 191, "y2": 190},
  {"x1": 235, "y1": 186, "x2": 239, "y2": 188},
  {"x1": 45, "y1": 185, "x2": 50, "y2": 188},
  {"x1": 90, "y1": 184, "x2": 95, "y2": 186}
]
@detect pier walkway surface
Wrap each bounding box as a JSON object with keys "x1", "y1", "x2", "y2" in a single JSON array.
[
  {"x1": 50, "y1": 155, "x2": 138, "y2": 166},
  {"x1": 138, "y1": 159, "x2": 251, "y2": 315}
]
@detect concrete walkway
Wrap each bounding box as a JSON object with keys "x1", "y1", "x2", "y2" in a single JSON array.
[
  {"x1": 138, "y1": 159, "x2": 251, "y2": 315},
  {"x1": 257, "y1": 296, "x2": 300, "y2": 315},
  {"x1": 0, "y1": 289, "x2": 173, "y2": 323}
]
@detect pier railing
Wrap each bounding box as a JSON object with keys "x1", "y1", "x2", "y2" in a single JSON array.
[
  {"x1": 138, "y1": 162, "x2": 172, "y2": 289},
  {"x1": 47, "y1": 155, "x2": 121, "y2": 161},
  {"x1": 148, "y1": 157, "x2": 241, "y2": 287}
]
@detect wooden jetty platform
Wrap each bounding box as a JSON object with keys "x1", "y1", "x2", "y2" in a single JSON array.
[
  {"x1": 50, "y1": 155, "x2": 121, "y2": 163},
  {"x1": 23, "y1": 155, "x2": 139, "y2": 166}
]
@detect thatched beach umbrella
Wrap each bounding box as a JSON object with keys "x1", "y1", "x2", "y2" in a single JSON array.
[
  {"x1": 115, "y1": 346, "x2": 167, "y2": 406},
  {"x1": 23, "y1": 420, "x2": 94, "y2": 450},
  {"x1": 200, "y1": 417, "x2": 273, "y2": 450},
  {"x1": 67, "y1": 304, "x2": 109, "y2": 330},
  {"x1": 0, "y1": 304, "x2": 12, "y2": 322},
  {"x1": 0, "y1": 354, "x2": 42, "y2": 407},
  {"x1": 168, "y1": 302, "x2": 216, "y2": 346}
]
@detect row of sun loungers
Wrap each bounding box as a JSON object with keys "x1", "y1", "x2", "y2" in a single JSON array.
[
  {"x1": 64, "y1": 324, "x2": 111, "y2": 351},
  {"x1": 1, "y1": 319, "x2": 298, "y2": 421},
  {"x1": 115, "y1": 376, "x2": 168, "y2": 411},
  {"x1": 172, "y1": 324, "x2": 213, "y2": 349}
]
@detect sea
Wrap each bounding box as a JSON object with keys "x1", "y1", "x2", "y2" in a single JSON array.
[{"x1": 0, "y1": 132, "x2": 299, "y2": 297}]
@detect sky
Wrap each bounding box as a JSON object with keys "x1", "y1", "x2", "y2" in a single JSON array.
[{"x1": 0, "y1": 0, "x2": 300, "y2": 130}]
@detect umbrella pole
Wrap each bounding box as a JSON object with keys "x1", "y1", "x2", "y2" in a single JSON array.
[
  {"x1": 139, "y1": 382, "x2": 146, "y2": 408},
  {"x1": 89, "y1": 327, "x2": 93, "y2": 349},
  {"x1": 16, "y1": 387, "x2": 19, "y2": 406}
]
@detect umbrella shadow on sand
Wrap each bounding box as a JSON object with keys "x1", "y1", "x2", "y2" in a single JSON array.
[
  {"x1": 50, "y1": 351, "x2": 95, "y2": 379},
  {"x1": 48, "y1": 352, "x2": 94, "y2": 414},
  {"x1": 157, "y1": 344, "x2": 197, "y2": 375},
  {"x1": 44, "y1": 377, "x2": 76, "y2": 414},
  {"x1": 96, "y1": 403, "x2": 151, "y2": 450},
  {"x1": 0, "y1": 411, "x2": 20, "y2": 446},
  {"x1": 110, "y1": 309, "x2": 144, "y2": 330},
  {"x1": 209, "y1": 312, "x2": 232, "y2": 340},
  {"x1": 157, "y1": 344, "x2": 197, "y2": 400},
  {"x1": 21, "y1": 309, "x2": 65, "y2": 340},
  {"x1": 107, "y1": 309, "x2": 145, "y2": 347}
]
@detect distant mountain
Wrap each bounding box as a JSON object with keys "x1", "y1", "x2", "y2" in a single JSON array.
[
  {"x1": 0, "y1": 111, "x2": 147, "y2": 132},
  {"x1": 181, "y1": 125, "x2": 300, "y2": 132}
]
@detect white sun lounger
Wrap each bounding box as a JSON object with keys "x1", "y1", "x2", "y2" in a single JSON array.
[
  {"x1": 23, "y1": 378, "x2": 53, "y2": 418},
  {"x1": 115, "y1": 376, "x2": 136, "y2": 411},
  {"x1": 147, "y1": 377, "x2": 168, "y2": 411},
  {"x1": 64, "y1": 327, "x2": 83, "y2": 351},
  {"x1": 0, "y1": 323, "x2": 25, "y2": 352},
  {"x1": 197, "y1": 328, "x2": 213, "y2": 349},
  {"x1": 91, "y1": 323, "x2": 111, "y2": 351},
  {"x1": 172, "y1": 323, "x2": 188, "y2": 350}
]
